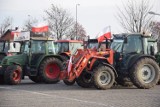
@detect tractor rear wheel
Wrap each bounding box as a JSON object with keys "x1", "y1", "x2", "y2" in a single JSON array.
[
  {"x1": 39, "y1": 57, "x2": 62, "y2": 84},
  {"x1": 76, "y1": 71, "x2": 93, "y2": 88},
  {"x1": 4, "y1": 65, "x2": 22, "y2": 85},
  {"x1": 93, "y1": 65, "x2": 115, "y2": 90},
  {"x1": 29, "y1": 76, "x2": 42, "y2": 83},
  {"x1": 63, "y1": 79, "x2": 76, "y2": 85},
  {"x1": 130, "y1": 58, "x2": 160, "y2": 89}
]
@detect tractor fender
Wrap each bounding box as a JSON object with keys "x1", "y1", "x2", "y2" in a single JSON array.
[
  {"x1": 37, "y1": 55, "x2": 64, "y2": 69},
  {"x1": 88, "y1": 58, "x2": 118, "y2": 78},
  {"x1": 127, "y1": 54, "x2": 156, "y2": 69},
  {"x1": 60, "y1": 53, "x2": 70, "y2": 59},
  {"x1": 101, "y1": 62, "x2": 118, "y2": 78}
]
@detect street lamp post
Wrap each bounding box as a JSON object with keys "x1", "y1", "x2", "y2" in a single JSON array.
[{"x1": 76, "y1": 4, "x2": 80, "y2": 40}]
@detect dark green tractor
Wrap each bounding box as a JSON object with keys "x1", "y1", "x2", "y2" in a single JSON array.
[
  {"x1": 111, "y1": 33, "x2": 160, "y2": 89},
  {"x1": 0, "y1": 37, "x2": 63, "y2": 85}
]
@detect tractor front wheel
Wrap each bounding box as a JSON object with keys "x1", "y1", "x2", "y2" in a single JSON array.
[
  {"x1": 4, "y1": 65, "x2": 22, "y2": 85},
  {"x1": 39, "y1": 58, "x2": 62, "y2": 84},
  {"x1": 130, "y1": 58, "x2": 160, "y2": 89},
  {"x1": 93, "y1": 65, "x2": 115, "y2": 90}
]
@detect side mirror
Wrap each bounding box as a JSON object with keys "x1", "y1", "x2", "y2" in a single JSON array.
[
  {"x1": 124, "y1": 37, "x2": 127, "y2": 43},
  {"x1": 150, "y1": 45, "x2": 155, "y2": 55}
]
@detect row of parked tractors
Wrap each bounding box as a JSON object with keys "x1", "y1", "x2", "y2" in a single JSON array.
[{"x1": 0, "y1": 32, "x2": 160, "y2": 90}]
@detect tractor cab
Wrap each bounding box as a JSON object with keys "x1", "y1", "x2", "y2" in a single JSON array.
[
  {"x1": 55, "y1": 40, "x2": 83, "y2": 59},
  {"x1": 111, "y1": 33, "x2": 157, "y2": 64}
]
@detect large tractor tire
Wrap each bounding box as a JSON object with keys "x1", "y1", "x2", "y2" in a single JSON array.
[
  {"x1": 76, "y1": 71, "x2": 93, "y2": 88},
  {"x1": 4, "y1": 65, "x2": 22, "y2": 85},
  {"x1": 130, "y1": 58, "x2": 160, "y2": 89},
  {"x1": 29, "y1": 76, "x2": 42, "y2": 83},
  {"x1": 63, "y1": 79, "x2": 76, "y2": 86},
  {"x1": 0, "y1": 75, "x2": 4, "y2": 84},
  {"x1": 93, "y1": 65, "x2": 115, "y2": 90},
  {"x1": 39, "y1": 57, "x2": 62, "y2": 84}
]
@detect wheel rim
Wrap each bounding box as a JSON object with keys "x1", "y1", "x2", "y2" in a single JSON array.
[
  {"x1": 140, "y1": 64, "x2": 156, "y2": 83},
  {"x1": 12, "y1": 70, "x2": 21, "y2": 81},
  {"x1": 99, "y1": 71, "x2": 111, "y2": 85},
  {"x1": 45, "y1": 63, "x2": 60, "y2": 79}
]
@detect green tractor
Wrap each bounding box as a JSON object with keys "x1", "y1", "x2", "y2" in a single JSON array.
[
  {"x1": 0, "y1": 36, "x2": 63, "y2": 85},
  {"x1": 111, "y1": 33, "x2": 160, "y2": 88}
]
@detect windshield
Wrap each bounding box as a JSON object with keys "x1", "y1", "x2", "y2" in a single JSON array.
[
  {"x1": 123, "y1": 35, "x2": 142, "y2": 54},
  {"x1": 110, "y1": 39, "x2": 123, "y2": 52},
  {"x1": 56, "y1": 42, "x2": 69, "y2": 54},
  {"x1": 69, "y1": 42, "x2": 83, "y2": 55},
  {"x1": 88, "y1": 41, "x2": 98, "y2": 49},
  {"x1": 31, "y1": 40, "x2": 46, "y2": 53}
]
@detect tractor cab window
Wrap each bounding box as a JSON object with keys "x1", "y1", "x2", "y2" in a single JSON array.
[
  {"x1": 88, "y1": 41, "x2": 98, "y2": 49},
  {"x1": 123, "y1": 35, "x2": 143, "y2": 54},
  {"x1": 110, "y1": 39, "x2": 123, "y2": 52},
  {"x1": 69, "y1": 42, "x2": 83, "y2": 55},
  {"x1": 31, "y1": 41, "x2": 46, "y2": 53},
  {"x1": 47, "y1": 41, "x2": 57, "y2": 54},
  {"x1": 56, "y1": 42, "x2": 69, "y2": 54}
]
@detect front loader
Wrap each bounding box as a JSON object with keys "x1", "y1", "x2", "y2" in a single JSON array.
[{"x1": 60, "y1": 47, "x2": 116, "y2": 90}]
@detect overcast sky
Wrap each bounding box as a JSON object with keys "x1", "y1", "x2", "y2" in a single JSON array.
[{"x1": 0, "y1": 0, "x2": 160, "y2": 38}]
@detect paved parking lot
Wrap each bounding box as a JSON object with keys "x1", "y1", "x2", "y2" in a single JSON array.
[{"x1": 0, "y1": 78, "x2": 160, "y2": 107}]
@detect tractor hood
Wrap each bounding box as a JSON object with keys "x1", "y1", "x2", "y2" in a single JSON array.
[{"x1": 1, "y1": 54, "x2": 27, "y2": 66}]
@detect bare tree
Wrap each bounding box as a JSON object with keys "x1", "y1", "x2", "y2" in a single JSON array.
[
  {"x1": 150, "y1": 21, "x2": 160, "y2": 40},
  {"x1": 117, "y1": 0, "x2": 153, "y2": 33},
  {"x1": 0, "y1": 17, "x2": 13, "y2": 36},
  {"x1": 68, "y1": 22, "x2": 87, "y2": 40},
  {"x1": 45, "y1": 4, "x2": 74, "y2": 40},
  {"x1": 23, "y1": 17, "x2": 38, "y2": 31}
]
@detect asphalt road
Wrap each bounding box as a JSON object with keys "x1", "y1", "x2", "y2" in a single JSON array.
[{"x1": 0, "y1": 78, "x2": 160, "y2": 107}]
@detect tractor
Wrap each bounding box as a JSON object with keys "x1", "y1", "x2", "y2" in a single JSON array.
[
  {"x1": 41, "y1": 36, "x2": 117, "y2": 89},
  {"x1": 0, "y1": 32, "x2": 63, "y2": 85},
  {"x1": 55, "y1": 40, "x2": 83, "y2": 60},
  {"x1": 111, "y1": 33, "x2": 160, "y2": 88}
]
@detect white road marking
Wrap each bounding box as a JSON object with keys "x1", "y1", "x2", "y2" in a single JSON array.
[{"x1": 0, "y1": 86, "x2": 113, "y2": 107}]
